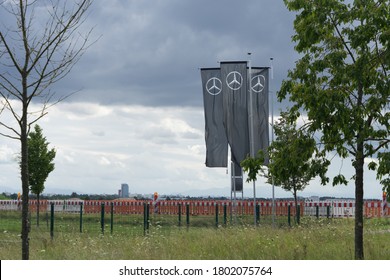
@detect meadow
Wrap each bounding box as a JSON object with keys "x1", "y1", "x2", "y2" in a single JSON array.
[{"x1": 0, "y1": 212, "x2": 389, "y2": 260}]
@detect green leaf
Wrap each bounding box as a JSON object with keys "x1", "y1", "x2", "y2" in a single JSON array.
[{"x1": 27, "y1": 124, "x2": 56, "y2": 196}]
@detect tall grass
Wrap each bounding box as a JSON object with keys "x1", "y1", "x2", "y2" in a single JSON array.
[{"x1": 1, "y1": 218, "x2": 389, "y2": 260}]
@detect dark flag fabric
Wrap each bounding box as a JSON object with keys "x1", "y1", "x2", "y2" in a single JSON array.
[
  {"x1": 201, "y1": 68, "x2": 228, "y2": 167},
  {"x1": 221, "y1": 61, "x2": 250, "y2": 164},
  {"x1": 249, "y1": 67, "x2": 270, "y2": 164}
]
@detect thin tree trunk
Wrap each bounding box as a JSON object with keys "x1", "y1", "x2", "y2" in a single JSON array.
[
  {"x1": 354, "y1": 142, "x2": 364, "y2": 260},
  {"x1": 21, "y1": 107, "x2": 29, "y2": 260},
  {"x1": 21, "y1": 71, "x2": 30, "y2": 260},
  {"x1": 37, "y1": 193, "x2": 40, "y2": 227},
  {"x1": 293, "y1": 189, "x2": 298, "y2": 224}
]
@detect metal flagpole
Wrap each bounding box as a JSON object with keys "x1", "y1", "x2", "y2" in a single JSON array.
[
  {"x1": 224, "y1": 64, "x2": 236, "y2": 225},
  {"x1": 247, "y1": 53, "x2": 257, "y2": 226},
  {"x1": 270, "y1": 57, "x2": 275, "y2": 227},
  {"x1": 229, "y1": 148, "x2": 233, "y2": 224},
  {"x1": 227, "y1": 113, "x2": 236, "y2": 224},
  {"x1": 232, "y1": 159, "x2": 237, "y2": 224}
]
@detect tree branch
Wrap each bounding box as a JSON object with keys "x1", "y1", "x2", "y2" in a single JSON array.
[
  {"x1": 0, "y1": 32, "x2": 22, "y2": 74},
  {"x1": 26, "y1": 0, "x2": 92, "y2": 75},
  {"x1": 0, "y1": 74, "x2": 23, "y2": 100},
  {"x1": 330, "y1": 14, "x2": 356, "y2": 65},
  {"x1": 0, "y1": 120, "x2": 21, "y2": 139},
  {"x1": 0, "y1": 131, "x2": 20, "y2": 140},
  {"x1": 364, "y1": 139, "x2": 390, "y2": 158}
]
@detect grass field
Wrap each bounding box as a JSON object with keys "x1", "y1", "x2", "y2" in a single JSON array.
[{"x1": 1, "y1": 213, "x2": 389, "y2": 260}]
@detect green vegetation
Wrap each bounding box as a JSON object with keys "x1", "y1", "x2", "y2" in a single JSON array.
[
  {"x1": 242, "y1": 111, "x2": 330, "y2": 218},
  {"x1": 281, "y1": 0, "x2": 390, "y2": 260},
  {"x1": 0, "y1": 0, "x2": 94, "y2": 260},
  {"x1": 0, "y1": 194, "x2": 10, "y2": 200},
  {"x1": 28, "y1": 124, "x2": 56, "y2": 227},
  {"x1": 1, "y1": 214, "x2": 388, "y2": 260}
]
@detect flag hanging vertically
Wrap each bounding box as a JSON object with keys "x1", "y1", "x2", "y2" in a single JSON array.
[
  {"x1": 249, "y1": 67, "x2": 270, "y2": 164},
  {"x1": 201, "y1": 68, "x2": 228, "y2": 167},
  {"x1": 221, "y1": 61, "x2": 250, "y2": 164},
  {"x1": 200, "y1": 60, "x2": 270, "y2": 198}
]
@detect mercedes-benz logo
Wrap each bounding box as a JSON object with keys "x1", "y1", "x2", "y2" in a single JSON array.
[
  {"x1": 226, "y1": 71, "x2": 243, "y2": 91},
  {"x1": 251, "y1": 75, "x2": 265, "y2": 93},
  {"x1": 206, "y1": 77, "x2": 222, "y2": 95}
]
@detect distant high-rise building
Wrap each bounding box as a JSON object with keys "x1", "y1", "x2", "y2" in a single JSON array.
[{"x1": 120, "y1": 183, "x2": 129, "y2": 198}]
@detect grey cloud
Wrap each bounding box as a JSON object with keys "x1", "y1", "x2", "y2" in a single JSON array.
[
  {"x1": 1, "y1": 1, "x2": 297, "y2": 108},
  {"x1": 181, "y1": 131, "x2": 202, "y2": 140},
  {"x1": 54, "y1": 0, "x2": 297, "y2": 108},
  {"x1": 92, "y1": 131, "x2": 105, "y2": 137}
]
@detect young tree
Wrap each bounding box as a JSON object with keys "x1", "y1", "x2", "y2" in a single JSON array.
[
  {"x1": 242, "y1": 112, "x2": 329, "y2": 222},
  {"x1": 280, "y1": 0, "x2": 390, "y2": 259},
  {"x1": 270, "y1": 113, "x2": 329, "y2": 212},
  {"x1": 27, "y1": 124, "x2": 56, "y2": 227},
  {"x1": 0, "y1": 0, "x2": 93, "y2": 259}
]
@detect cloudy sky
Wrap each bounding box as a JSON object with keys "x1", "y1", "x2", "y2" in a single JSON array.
[{"x1": 0, "y1": 0, "x2": 384, "y2": 199}]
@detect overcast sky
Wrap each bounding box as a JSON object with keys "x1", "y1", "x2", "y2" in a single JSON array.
[{"x1": 0, "y1": 0, "x2": 384, "y2": 199}]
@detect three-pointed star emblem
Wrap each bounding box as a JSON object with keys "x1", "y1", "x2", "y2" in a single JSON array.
[
  {"x1": 206, "y1": 77, "x2": 222, "y2": 95},
  {"x1": 251, "y1": 75, "x2": 265, "y2": 93},
  {"x1": 226, "y1": 71, "x2": 243, "y2": 90}
]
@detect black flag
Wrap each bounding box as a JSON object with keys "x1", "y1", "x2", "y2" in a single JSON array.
[
  {"x1": 201, "y1": 68, "x2": 228, "y2": 167},
  {"x1": 249, "y1": 67, "x2": 270, "y2": 164},
  {"x1": 221, "y1": 61, "x2": 250, "y2": 164}
]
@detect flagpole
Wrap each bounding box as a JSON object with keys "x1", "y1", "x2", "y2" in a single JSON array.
[
  {"x1": 232, "y1": 159, "x2": 237, "y2": 224},
  {"x1": 248, "y1": 53, "x2": 257, "y2": 226},
  {"x1": 270, "y1": 57, "x2": 275, "y2": 228}
]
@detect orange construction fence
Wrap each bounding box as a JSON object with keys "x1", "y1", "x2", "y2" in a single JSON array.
[{"x1": 0, "y1": 199, "x2": 388, "y2": 217}]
